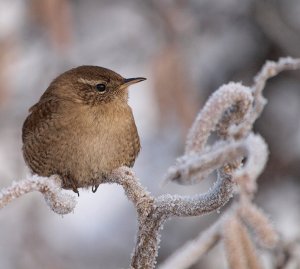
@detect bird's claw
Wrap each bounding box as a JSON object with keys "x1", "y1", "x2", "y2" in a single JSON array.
[
  {"x1": 72, "y1": 187, "x2": 80, "y2": 197},
  {"x1": 92, "y1": 184, "x2": 99, "y2": 193}
]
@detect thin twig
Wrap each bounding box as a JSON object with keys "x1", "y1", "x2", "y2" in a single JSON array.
[{"x1": 233, "y1": 57, "x2": 300, "y2": 138}]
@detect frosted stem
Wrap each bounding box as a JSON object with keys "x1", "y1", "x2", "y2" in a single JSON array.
[
  {"x1": 185, "y1": 82, "x2": 253, "y2": 153},
  {"x1": 106, "y1": 167, "x2": 234, "y2": 269},
  {"x1": 0, "y1": 175, "x2": 76, "y2": 215}
]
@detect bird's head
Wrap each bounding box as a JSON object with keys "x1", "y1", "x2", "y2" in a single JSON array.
[{"x1": 47, "y1": 66, "x2": 146, "y2": 105}]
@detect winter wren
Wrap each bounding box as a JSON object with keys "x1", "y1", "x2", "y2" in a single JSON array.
[{"x1": 22, "y1": 66, "x2": 146, "y2": 195}]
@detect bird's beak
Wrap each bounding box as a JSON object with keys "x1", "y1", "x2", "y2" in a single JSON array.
[{"x1": 120, "y1": 77, "x2": 146, "y2": 89}]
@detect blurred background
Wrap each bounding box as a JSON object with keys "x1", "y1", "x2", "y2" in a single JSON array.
[{"x1": 0, "y1": 0, "x2": 299, "y2": 268}]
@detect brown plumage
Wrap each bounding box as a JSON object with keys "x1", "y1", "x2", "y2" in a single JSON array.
[{"x1": 22, "y1": 66, "x2": 145, "y2": 194}]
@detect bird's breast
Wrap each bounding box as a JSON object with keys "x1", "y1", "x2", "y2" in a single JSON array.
[{"x1": 65, "y1": 103, "x2": 139, "y2": 175}]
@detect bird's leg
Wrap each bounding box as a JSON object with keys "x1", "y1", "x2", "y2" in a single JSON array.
[
  {"x1": 92, "y1": 184, "x2": 99, "y2": 193},
  {"x1": 61, "y1": 175, "x2": 80, "y2": 196},
  {"x1": 91, "y1": 177, "x2": 100, "y2": 193},
  {"x1": 72, "y1": 186, "x2": 80, "y2": 197}
]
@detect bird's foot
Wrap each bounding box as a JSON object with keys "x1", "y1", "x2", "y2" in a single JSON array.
[
  {"x1": 62, "y1": 175, "x2": 80, "y2": 196},
  {"x1": 92, "y1": 184, "x2": 99, "y2": 193},
  {"x1": 72, "y1": 187, "x2": 80, "y2": 197}
]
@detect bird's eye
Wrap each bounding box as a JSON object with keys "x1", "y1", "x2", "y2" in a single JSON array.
[{"x1": 96, "y1": 83, "x2": 106, "y2": 93}]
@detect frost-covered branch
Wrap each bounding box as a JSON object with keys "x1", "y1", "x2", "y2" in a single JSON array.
[
  {"x1": 158, "y1": 133, "x2": 270, "y2": 269},
  {"x1": 253, "y1": 57, "x2": 300, "y2": 101},
  {"x1": 102, "y1": 165, "x2": 233, "y2": 269},
  {"x1": 165, "y1": 140, "x2": 245, "y2": 184},
  {"x1": 185, "y1": 82, "x2": 253, "y2": 153},
  {"x1": 103, "y1": 167, "x2": 154, "y2": 218},
  {"x1": 0, "y1": 175, "x2": 76, "y2": 215},
  {"x1": 156, "y1": 169, "x2": 232, "y2": 217},
  {"x1": 223, "y1": 214, "x2": 263, "y2": 269},
  {"x1": 238, "y1": 201, "x2": 279, "y2": 248},
  {"x1": 166, "y1": 133, "x2": 266, "y2": 186},
  {"x1": 159, "y1": 57, "x2": 300, "y2": 269},
  {"x1": 233, "y1": 57, "x2": 300, "y2": 138}
]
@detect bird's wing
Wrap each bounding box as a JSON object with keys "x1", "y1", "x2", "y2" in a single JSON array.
[
  {"x1": 125, "y1": 110, "x2": 141, "y2": 167},
  {"x1": 22, "y1": 97, "x2": 61, "y2": 143}
]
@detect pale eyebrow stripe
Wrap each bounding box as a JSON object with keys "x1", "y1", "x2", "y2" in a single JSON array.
[{"x1": 77, "y1": 78, "x2": 103, "y2": 86}]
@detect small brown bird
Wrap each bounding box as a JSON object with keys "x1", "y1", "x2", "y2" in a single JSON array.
[{"x1": 22, "y1": 66, "x2": 146, "y2": 195}]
